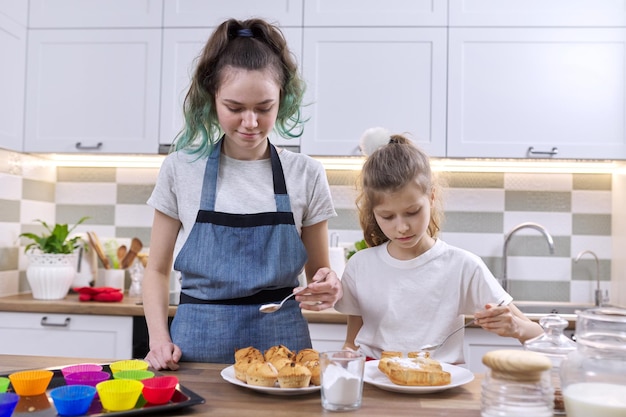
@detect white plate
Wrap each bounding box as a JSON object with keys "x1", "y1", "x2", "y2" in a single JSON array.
[
  {"x1": 220, "y1": 365, "x2": 321, "y2": 396},
  {"x1": 364, "y1": 360, "x2": 474, "y2": 394}
]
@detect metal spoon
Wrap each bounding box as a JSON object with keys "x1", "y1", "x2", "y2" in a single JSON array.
[
  {"x1": 420, "y1": 300, "x2": 506, "y2": 352},
  {"x1": 259, "y1": 286, "x2": 309, "y2": 313}
]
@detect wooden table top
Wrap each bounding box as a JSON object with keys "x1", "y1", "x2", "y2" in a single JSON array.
[{"x1": 0, "y1": 355, "x2": 484, "y2": 417}]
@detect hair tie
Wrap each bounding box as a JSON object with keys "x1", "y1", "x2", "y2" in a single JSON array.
[
  {"x1": 237, "y1": 28, "x2": 253, "y2": 37},
  {"x1": 388, "y1": 137, "x2": 399, "y2": 144},
  {"x1": 359, "y1": 127, "x2": 391, "y2": 156}
]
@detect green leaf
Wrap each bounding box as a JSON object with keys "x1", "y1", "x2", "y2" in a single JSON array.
[{"x1": 19, "y1": 217, "x2": 90, "y2": 254}]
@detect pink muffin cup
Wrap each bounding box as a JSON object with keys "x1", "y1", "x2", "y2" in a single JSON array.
[
  {"x1": 64, "y1": 371, "x2": 110, "y2": 387},
  {"x1": 61, "y1": 364, "x2": 103, "y2": 378}
]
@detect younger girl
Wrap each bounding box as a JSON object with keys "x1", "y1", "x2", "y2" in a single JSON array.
[{"x1": 334, "y1": 133, "x2": 542, "y2": 364}]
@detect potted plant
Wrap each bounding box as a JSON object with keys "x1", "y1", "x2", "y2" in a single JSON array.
[{"x1": 19, "y1": 217, "x2": 88, "y2": 300}]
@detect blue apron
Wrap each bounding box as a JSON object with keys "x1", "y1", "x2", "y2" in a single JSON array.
[{"x1": 171, "y1": 139, "x2": 311, "y2": 363}]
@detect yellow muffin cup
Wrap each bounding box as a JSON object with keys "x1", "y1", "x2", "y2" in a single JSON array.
[{"x1": 96, "y1": 379, "x2": 144, "y2": 411}]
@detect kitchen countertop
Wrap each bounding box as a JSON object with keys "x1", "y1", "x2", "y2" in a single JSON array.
[
  {"x1": 0, "y1": 354, "x2": 495, "y2": 417},
  {"x1": 0, "y1": 293, "x2": 344, "y2": 323},
  {"x1": 0, "y1": 293, "x2": 578, "y2": 328}
]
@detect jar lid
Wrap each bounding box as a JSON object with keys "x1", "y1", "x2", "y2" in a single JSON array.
[
  {"x1": 482, "y1": 350, "x2": 552, "y2": 382},
  {"x1": 524, "y1": 314, "x2": 577, "y2": 357}
]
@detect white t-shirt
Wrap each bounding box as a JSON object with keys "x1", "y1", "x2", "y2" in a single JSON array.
[
  {"x1": 334, "y1": 239, "x2": 512, "y2": 364},
  {"x1": 147, "y1": 147, "x2": 336, "y2": 260}
]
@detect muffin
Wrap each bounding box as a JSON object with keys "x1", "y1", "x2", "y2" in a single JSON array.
[
  {"x1": 264, "y1": 345, "x2": 294, "y2": 362},
  {"x1": 295, "y1": 348, "x2": 319, "y2": 364},
  {"x1": 235, "y1": 346, "x2": 264, "y2": 363},
  {"x1": 381, "y1": 351, "x2": 402, "y2": 359},
  {"x1": 245, "y1": 362, "x2": 278, "y2": 387},
  {"x1": 277, "y1": 362, "x2": 312, "y2": 388},
  {"x1": 302, "y1": 359, "x2": 321, "y2": 386},
  {"x1": 234, "y1": 357, "x2": 263, "y2": 382},
  {"x1": 269, "y1": 356, "x2": 293, "y2": 371},
  {"x1": 408, "y1": 351, "x2": 431, "y2": 359}
]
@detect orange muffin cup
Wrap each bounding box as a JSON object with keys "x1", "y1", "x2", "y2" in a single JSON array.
[{"x1": 8, "y1": 370, "x2": 54, "y2": 396}]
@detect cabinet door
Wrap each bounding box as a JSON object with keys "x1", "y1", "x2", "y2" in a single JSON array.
[
  {"x1": 160, "y1": 28, "x2": 303, "y2": 150},
  {"x1": 447, "y1": 28, "x2": 626, "y2": 159},
  {"x1": 304, "y1": 0, "x2": 447, "y2": 26},
  {"x1": 0, "y1": 9, "x2": 26, "y2": 151},
  {"x1": 0, "y1": 312, "x2": 133, "y2": 359},
  {"x1": 301, "y1": 28, "x2": 447, "y2": 156},
  {"x1": 449, "y1": 0, "x2": 626, "y2": 27},
  {"x1": 463, "y1": 328, "x2": 523, "y2": 373},
  {"x1": 308, "y1": 323, "x2": 346, "y2": 352},
  {"x1": 29, "y1": 0, "x2": 163, "y2": 28},
  {"x1": 24, "y1": 29, "x2": 162, "y2": 153},
  {"x1": 163, "y1": 0, "x2": 303, "y2": 27}
]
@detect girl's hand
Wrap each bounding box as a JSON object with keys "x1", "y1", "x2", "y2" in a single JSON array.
[
  {"x1": 296, "y1": 267, "x2": 343, "y2": 310},
  {"x1": 474, "y1": 302, "x2": 543, "y2": 343},
  {"x1": 144, "y1": 340, "x2": 182, "y2": 371},
  {"x1": 474, "y1": 303, "x2": 515, "y2": 336}
]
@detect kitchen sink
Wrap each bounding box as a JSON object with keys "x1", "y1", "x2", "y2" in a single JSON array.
[{"x1": 516, "y1": 302, "x2": 596, "y2": 315}]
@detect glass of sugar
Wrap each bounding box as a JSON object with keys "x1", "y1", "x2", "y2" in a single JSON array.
[{"x1": 320, "y1": 350, "x2": 365, "y2": 412}]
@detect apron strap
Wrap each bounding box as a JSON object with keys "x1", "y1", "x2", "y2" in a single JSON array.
[{"x1": 199, "y1": 138, "x2": 292, "y2": 212}]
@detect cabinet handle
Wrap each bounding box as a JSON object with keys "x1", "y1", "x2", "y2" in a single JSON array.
[
  {"x1": 75, "y1": 142, "x2": 103, "y2": 150},
  {"x1": 527, "y1": 146, "x2": 558, "y2": 156},
  {"x1": 40, "y1": 316, "x2": 71, "y2": 327}
]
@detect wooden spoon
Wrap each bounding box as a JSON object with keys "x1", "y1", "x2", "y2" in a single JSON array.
[
  {"x1": 87, "y1": 231, "x2": 110, "y2": 269},
  {"x1": 121, "y1": 237, "x2": 143, "y2": 269},
  {"x1": 117, "y1": 245, "x2": 127, "y2": 264}
]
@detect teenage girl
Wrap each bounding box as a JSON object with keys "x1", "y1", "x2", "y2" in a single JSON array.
[{"x1": 143, "y1": 18, "x2": 342, "y2": 370}]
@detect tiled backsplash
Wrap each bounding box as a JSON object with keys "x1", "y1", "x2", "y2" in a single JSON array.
[{"x1": 0, "y1": 148, "x2": 613, "y2": 304}]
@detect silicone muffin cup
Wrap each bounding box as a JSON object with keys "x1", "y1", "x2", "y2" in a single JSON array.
[
  {"x1": 61, "y1": 364, "x2": 103, "y2": 378},
  {"x1": 8, "y1": 370, "x2": 53, "y2": 396},
  {"x1": 0, "y1": 378, "x2": 9, "y2": 393},
  {"x1": 141, "y1": 376, "x2": 179, "y2": 405},
  {"x1": 0, "y1": 393, "x2": 19, "y2": 417},
  {"x1": 96, "y1": 379, "x2": 144, "y2": 411},
  {"x1": 112, "y1": 370, "x2": 154, "y2": 381},
  {"x1": 109, "y1": 360, "x2": 149, "y2": 374},
  {"x1": 50, "y1": 385, "x2": 97, "y2": 417},
  {"x1": 64, "y1": 371, "x2": 110, "y2": 387}
]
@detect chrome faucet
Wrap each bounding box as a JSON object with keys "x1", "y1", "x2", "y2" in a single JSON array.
[
  {"x1": 502, "y1": 222, "x2": 555, "y2": 293},
  {"x1": 574, "y1": 250, "x2": 602, "y2": 307}
]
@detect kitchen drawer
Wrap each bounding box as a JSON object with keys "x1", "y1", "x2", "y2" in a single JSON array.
[{"x1": 0, "y1": 312, "x2": 132, "y2": 359}]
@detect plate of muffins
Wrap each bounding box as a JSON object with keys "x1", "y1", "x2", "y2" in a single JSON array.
[{"x1": 220, "y1": 345, "x2": 321, "y2": 396}]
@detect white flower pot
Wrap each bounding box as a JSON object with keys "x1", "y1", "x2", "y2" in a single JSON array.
[{"x1": 26, "y1": 253, "x2": 77, "y2": 300}]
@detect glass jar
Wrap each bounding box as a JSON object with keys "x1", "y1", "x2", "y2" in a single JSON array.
[
  {"x1": 524, "y1": 314, "x2": 577, "y2": 415},
  {"x1": 128, "y1": 258, "x2": 144, "y2": 299},
  {"x1": 560, "y1": 307, "x2": 626, "y2": 417},
  {"x1": 481, "y1": 349, "x2": 554, "y2": 417}
]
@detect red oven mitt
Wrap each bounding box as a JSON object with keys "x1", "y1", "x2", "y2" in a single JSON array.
[{"x1": 73, "y1": 287, "x2": 124, "y2": 302}]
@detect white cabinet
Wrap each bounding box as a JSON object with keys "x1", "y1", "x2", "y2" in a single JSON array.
[
  {"x1": 300, "y1": 28, "x2": 447, "y2": 156},
  {"x1": 24, "y1": 29, "x2": 162, "y2": 153},
  {"x1": 447, "y1": 28, "x2": 626, "y2": 159},
  {"x1": 163, "y1": 0, "x2": 303, "y2": 27},
  {"x1": 304, "y1": 0, "x2": 447, "y2": 26},
  {"x1": 160, "y1": 27, "x2": 303, "y2": 150},
  {"x1": 0, "y1": 1, "x2": 27, "y2": 151},
  {"x1": 463, "y1": 328, "x2": 523, "y2": 373},
  {"x1": 308, "y1": 323, "x2": 346, "y2": 352},
  {"x1": 29, "y1": 0, "x2": 163, "y2": 28},
  {"x1": 0, "y1": 312, "x2": 133, "y2": 359},
  {"x1": 449, "y1": 0, "x2": 626, "y2": 27}
]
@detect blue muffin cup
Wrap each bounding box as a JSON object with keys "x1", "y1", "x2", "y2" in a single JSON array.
[
  {"x1": 0, "y1": 392, "x2": 19, "y2": 417},
  {"x1": 50, "y1": 385, "x2": 97, "y2": 416}
]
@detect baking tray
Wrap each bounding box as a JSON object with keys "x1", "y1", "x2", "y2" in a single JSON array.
[{"x1": 1, "y1": 363, "x2": 205, "y2": 416}]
